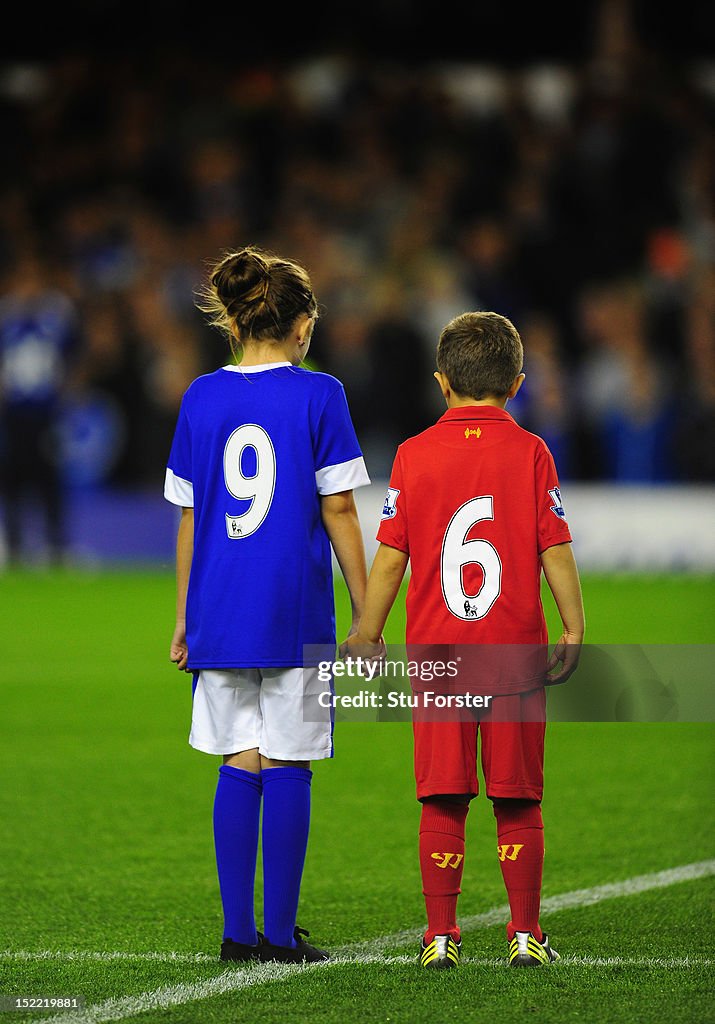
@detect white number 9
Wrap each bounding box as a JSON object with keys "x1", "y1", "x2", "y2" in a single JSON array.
[
  {"x1": 440, "y1": 495, "x2": 502, "y2": 620},
  {"x1": 223, "y1": 424, "x2": 276, "y2": 538}
]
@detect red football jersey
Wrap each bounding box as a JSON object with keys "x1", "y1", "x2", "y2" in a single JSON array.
[{"x1": 377, "y1": 405, "x2": 572, "y2": 659}]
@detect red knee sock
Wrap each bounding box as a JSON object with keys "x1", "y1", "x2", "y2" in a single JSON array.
[
  {"x1": 492, "y1": 799, "x2": 544, "y2": 942},
  {"x1": 419, "y1": 800, "x2": 469, "y2": 943}
]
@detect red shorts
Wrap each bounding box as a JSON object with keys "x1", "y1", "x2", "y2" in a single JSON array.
[{"x1": 412, "y1": 688, "x2": 546, "y2": 802}]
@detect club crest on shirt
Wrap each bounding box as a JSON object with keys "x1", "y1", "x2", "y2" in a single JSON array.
[
  {"x1": 548, "y1": 487, "x2": 566, "y2": 520},
  {"x1": 381, "y1": 487, "x2": 400, "y2": 520}
]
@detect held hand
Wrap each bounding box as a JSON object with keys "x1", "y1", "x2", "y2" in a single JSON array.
[
  {"x1": 170, "y1": 624, "x2": 190, "y2": 672},
  {"x1": 545, "y1": 632, "x2": 583, "y2": 685},
  {"x1": 338, "y1": 631, "x2": 386, "y2": 664}
]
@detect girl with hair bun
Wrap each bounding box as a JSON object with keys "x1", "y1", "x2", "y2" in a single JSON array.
[{"x1": 165, "y1": 246, "x2": 370, "y2": 964}]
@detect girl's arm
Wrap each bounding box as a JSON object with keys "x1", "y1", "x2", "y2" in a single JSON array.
[
  {"x1": 320, "y1": 490, "x2": 368, "y2": 635},
  {"x1": 170, "y1": 507, "x2": 194, "y2": 671},
  {"x1": 341, "y1": 542, "x2": 409, "y2": 657}
]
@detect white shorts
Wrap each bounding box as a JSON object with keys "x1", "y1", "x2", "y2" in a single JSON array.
[{"x1": 189, "y1": 667, "x2": 334, "y2": 761}]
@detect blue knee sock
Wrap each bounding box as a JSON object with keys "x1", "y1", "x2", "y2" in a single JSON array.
[
  {"x1": 213, "y1": 765, "x2": 262, "y2": 944},
  {"x1": 261, "y1": 766, "x2": 312, "y2": 948}
]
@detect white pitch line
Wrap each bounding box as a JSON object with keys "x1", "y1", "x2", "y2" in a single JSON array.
[
  {"x1": 27, "y1": 963, "x2": 310, "y2": 1024},
  {"x1": 552, "y1": 956, "x2": 715, "y2": 968},
  {"x1": 335, "y1": 857, "x2": 715, "y2": 953},
  {"x1": 22, "y1": 954, "x2": 715, "y2": 1024},
  {"x1": 3, "y1": 952, "x2": 711, "y2": 969},
  {"x1": 1, "y1": 951, "x2": 218, "y2": 965},
  {"x1": 10, "y1": 857, "x2": 713, "y2": 1024}
]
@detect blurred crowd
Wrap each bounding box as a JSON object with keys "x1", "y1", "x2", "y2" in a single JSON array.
[{"x1": 1, "y1": 0, "x2": 714, "y2": 560}]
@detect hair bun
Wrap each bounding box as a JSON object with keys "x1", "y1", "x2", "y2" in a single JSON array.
[
  {"x1": 230, "y1": 248, "x2": 270, "y2": 279},
  {"x1": 212, "y1": 248, "x2": 270, "y2": 308},
  {"x1": 198, "y1": 244, "x2": 317, "y2": 349}
]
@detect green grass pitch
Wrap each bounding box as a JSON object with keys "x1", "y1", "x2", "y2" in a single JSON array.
[{"x1": 0, "y1": 569, "x2": 713, "y2": 1023}]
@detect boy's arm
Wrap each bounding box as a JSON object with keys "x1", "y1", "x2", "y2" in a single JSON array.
[
  {"x1": 320, "y1": 490, "x2": 368, "y2": 635},
  {"x1": 170, "y1": 507, "x2": 193, "y2": 672},
  {"x1": 540, "y1": 541, "x2": 585, "y2": 684},
  {"x1": 340, "y1": 542, "x2": 409, "y2": 657}
]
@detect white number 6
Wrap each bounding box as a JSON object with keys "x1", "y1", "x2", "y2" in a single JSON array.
[
  {"x1": 223, "y1": 424, "x2": 276, "y2": 538},
  {"x1": 440, "y1": 495, "x2": 502, "y2": 620}
]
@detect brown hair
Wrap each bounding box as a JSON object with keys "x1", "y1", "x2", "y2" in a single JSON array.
[
  {"x1": 436, "y1": 311, "x2": 523, "y2": 399},
  {"x1": 197, "y1": 246, "x2": 318, "y2": 357}
]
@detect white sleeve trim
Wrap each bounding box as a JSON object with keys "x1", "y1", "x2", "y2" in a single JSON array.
[
  {"x1": 164, "y1": 467, "x2": 194, "y2": 507},
  {"x1": 316, "y1": 455, "x2": 371, "y2": 495}
]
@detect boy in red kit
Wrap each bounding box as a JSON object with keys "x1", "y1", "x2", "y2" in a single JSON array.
[{"x1": 343, "y1": 312, "x2": 584, "y2": 969}]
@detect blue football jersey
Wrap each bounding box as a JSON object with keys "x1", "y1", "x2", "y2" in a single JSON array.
[{"x1": 164, "y1": 362, "x2": 370, "y2": 668}]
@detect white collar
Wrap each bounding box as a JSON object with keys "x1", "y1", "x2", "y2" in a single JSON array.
[{"x1": 223, "y1": 362, "x2": 292, "y2": 374}]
